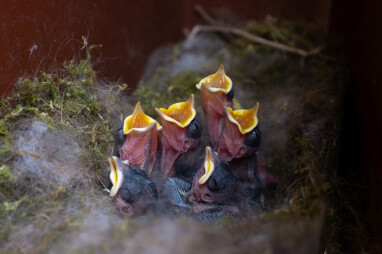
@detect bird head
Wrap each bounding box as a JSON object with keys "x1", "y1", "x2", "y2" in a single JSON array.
[
  {"x1": 108, "y1": 156, "x2": 158, "y2": 216},
  {"x1": 217, "y1": 103, "x2": 261, "y2": 161},
  {"x1": 196, "y1": 65, "x2": 234, "y2": 147},
  {"x1": 156, "y1": 94, "x2": 202, "y2": 177},
  {"x1": 189, "y1": 146, "x2": 238, "y2": 213},
  {"x1": 119, "y1": 102, "x2": 162, "y2": 175},
  {"x1": 196, "y1": 64, "x2": 234, "y2": 106}
]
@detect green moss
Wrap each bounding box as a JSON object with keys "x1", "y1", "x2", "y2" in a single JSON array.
[
  {"x1": 0, "y1": 165, "x2": 13, "y2": 182},
  {"x1": 134, "y1": 71, "x2": 200, "y2": 116},
  {"x1": 0, "y1": 196, "x2": 36, "y2": 238},
  {"x1": 0, "y1": 19, "x2": 364, "y2": 253},
  {"x1": 1, "y1": 43, "x2": 116, "y2": 173},
  {"x1": 0, "y1": 43, "x2": 118, "y2": 247},
  {"x1": 219, "y1": 21, "x2": 348, "y2": 250},
  {"x1": 167, "y1": 71, "x2": 200, "y2": 97}
]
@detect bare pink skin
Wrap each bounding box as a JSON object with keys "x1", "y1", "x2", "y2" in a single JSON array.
[
  {"x1": 119, "y1": 124, "x2": 160, "y2": 176},
  {"x1": 200, "y1": 84, "x2": 232, "y2": 148},
  {"x1": 113, "y1": 191, "x2": 151, "y2": 216},
  {"x1": 189, "y1": 168, "x2": 227, "y2": 213},
  {"x1": 188, "y1": 151, "x2": 239, "y2": 214},
  {"x1": 192, "y1": 202, "x2": 216, "y2": 213},
  {"x1": 189, "y1": 169, "x2": 215, "y2": 204},
  {"x1": 159, "y1": 119, "x2": 200, "y2": 178},
  {"x1": 191, "y1": 201, "x2": 240, "y2": 214},
  {"x1": 216, "y1": 115, "x2": 278, "y2": 186},
  {"x1": 217, "y1": 116, "x2": 257, "y2": 162},
  {"x1": 113, "y1": 193, "x2": 135, "y2": 215}
]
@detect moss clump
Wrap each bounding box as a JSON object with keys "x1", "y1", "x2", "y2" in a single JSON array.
[
  {"x1": 0, "y1": 44, "x2": 115, "y2": 176},
  {"x1": 134, "y1": 71, "x2": 200, "y2": 116},
  {"x1": 0, "y1": 165, "x2": 13, "y2": 182},
  {"x1": 241, "y1": 18, "x2": 324, "y2": 55},
  {"x1": 0, "y1": 43, "x2": 120, "y2": 247},
  {"x1": 0, "y1": 196, "x2": 36, "y2": 240},
  {"x1": 167, "y1": 71, "x2": 200, "y2": 97}
]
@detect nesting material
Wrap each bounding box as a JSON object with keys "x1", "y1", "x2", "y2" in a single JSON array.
[
  {"x1": 0, "y1": 17, "x2": 348, "y2": 253},
  {"x1": 13, "y1": 121, "x2": 89, "y2": 188}
]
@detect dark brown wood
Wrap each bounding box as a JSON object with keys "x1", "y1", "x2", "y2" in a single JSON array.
[
  {"x1": 329, "y1": 0, "x2": 382, "y2": 251},
  {"x1": 0, "y1": 0, "x2": 184, "y2": 95},
  {"x1": 0, "y1": 0, "x2": 331, "y2": 96}
]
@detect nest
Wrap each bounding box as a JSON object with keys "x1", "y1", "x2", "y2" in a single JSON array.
[{"x1": 0, "y1": 18, "x2": 367, "y2": 254}]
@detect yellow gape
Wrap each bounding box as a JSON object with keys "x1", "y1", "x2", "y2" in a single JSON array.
[
  {"x1": 155, "y1": 94, "x2": 196, "y2": 128},
  {"x1": 199, "y1": 146, "x2": 216, "y2": 184},
  {"x1": 108, "y1": 156, "x2": 123, "y2": 197},
  {"x1": 225, "y1": 102, "x2": 259, "y2": 134},
  {"x1": 123, "y1": 101, "x2": 162, "y2": 135},
  {"x1": 196, "y1": 64, "x2": 233, "y2": 94}
]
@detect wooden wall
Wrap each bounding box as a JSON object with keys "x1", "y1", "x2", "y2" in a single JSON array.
[
  {"x1": 329, "y1": 0, "x2": 382, "y2": 250},
  {"x1": 0, "y1": 0, "x2": 331, "y2": 95}
]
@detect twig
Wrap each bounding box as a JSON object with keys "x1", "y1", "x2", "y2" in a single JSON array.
[
  {"x1": 13, "y1": 149, "x2": 42, "y2": 159},
  {"x1": 97, "y1": 113, "x2": 104, "y2": 121},
  {"x1": 194, "y1": 5, "x2": 234, "y2": 41},
  {"x1": 195, "y1": 5, "x2": 219, "y2": 25},
  {"x1": 187, "y1": 25, "x2": 322, "y2": 57},
  {"x1": 265, "y1": 15, "x2": 291, "y2": 44}
]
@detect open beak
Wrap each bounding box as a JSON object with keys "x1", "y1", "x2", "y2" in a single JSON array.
[
  {"x1": 196, "y1": 65, "x2": 233, "y2": 147},
  {"x1": 225, "y1": 102, "x2": 259, "y2": 134},
  {"x1": 155, "y1": 94, "x2": 196, "y2": 128},
  {"x1": 199, "y1": 146, "x2": 216, "y2": 184},
  {"x1": 155, "y1": 94, "x2": 199, "y2": 177},
  {"x1": 108, "y1": 156, "x2": 124, "y2": 197},
  {"x1": 196, "y1": 64, "x2": 232, "y2": 94},
  {"x1": 216, "y1": 103, "x2": 260, "y2": 161},
  {"x1": 123, "y1": 101, "x2": 162, "y2": 135},
  {"x1": 120, "y1": 102, "x2": 162, "y2": 174}
]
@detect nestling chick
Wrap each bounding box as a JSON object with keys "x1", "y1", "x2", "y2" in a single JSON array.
[
  {"x1": 196, "y1": 65, "x2": 234, "y2": 147},
  {"x1": 188, "y1": 146, "x2": 239, "y2": 215},
  {"x1": 217, "y1": 103, "x2": 260, "y2": 161},
  {"x1": 108, "y1": 156, "x2": 158, "y2": 216},
  {"x1": 118, "y1": 102, "x2": 162, "y2": 176},
  {"x1": 217, "y1": 104, "x2": 276, "y2": 202},
  {"x1": 156, "y1": 94, "x2": 202, "y2": 177}
]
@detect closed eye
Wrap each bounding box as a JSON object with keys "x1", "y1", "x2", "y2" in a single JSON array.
[
  {"x1": 244, "y1": 127, "x2": 261, "y2": 148},
  {"x1": 187, "y1": 118, "x2": 202, "y2": 139},
  {"x1": 208, "y1": 178, "x2": 219, "y2": 192}
]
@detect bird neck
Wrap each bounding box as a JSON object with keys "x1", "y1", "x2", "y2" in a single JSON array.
[
  {"x1": 206, "y1": 112, "x2": 224, "y2": 148},
  {"x1": 161, "y1": 141, "x2": 181, "y2": 178}
]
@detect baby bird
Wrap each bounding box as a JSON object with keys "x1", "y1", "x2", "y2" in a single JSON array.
[
  {"x1": 118, "y1": 102, "x2": 162, "y2": 176},
  {"x1": 216, "y1": 104, "x2": 276, "y2": 203},
  {"x1": 217, "y1": 103, "x2": 261, "y2": 161},
  {"x1": 108, "y1": 156, "x2": 158, "y2": 216},
  {"x1": 188, "y1": 147, "x2": 240, "y2": 216},
  {"x1": 196, "y1": 65, "x2": 234, "y2": 147},
  {"x1": 155, "y1": 94, "x2": 202, "y2": 177}
]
